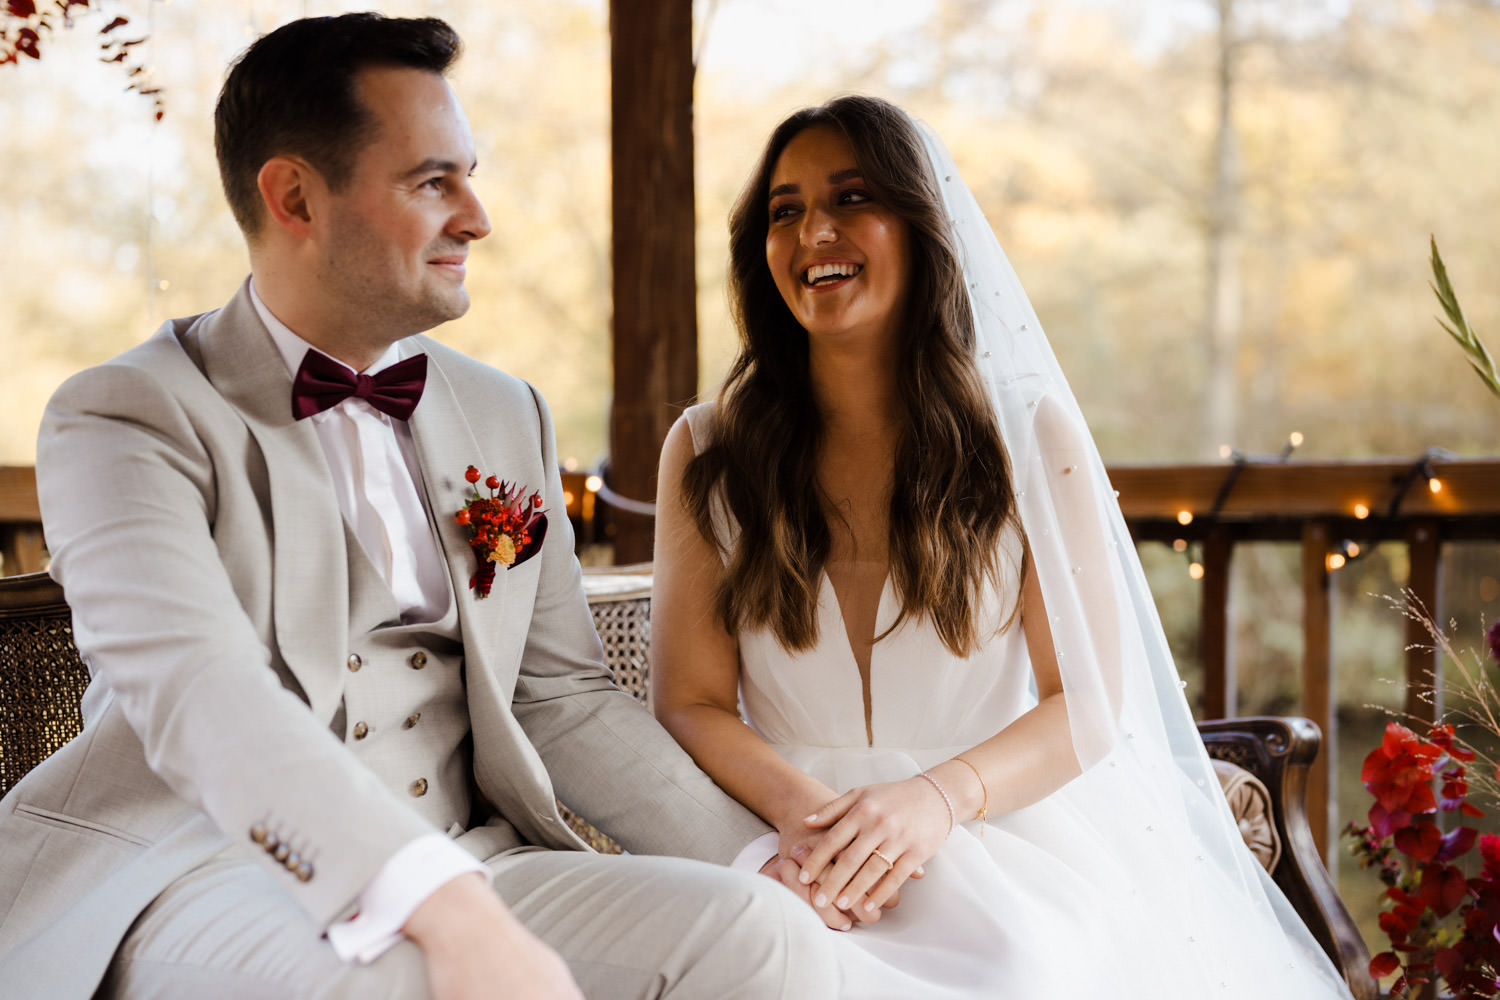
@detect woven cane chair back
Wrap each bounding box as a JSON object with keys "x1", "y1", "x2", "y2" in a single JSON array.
[{"x1": 0, "y1": 573, "x2": 88, "y2": 795}]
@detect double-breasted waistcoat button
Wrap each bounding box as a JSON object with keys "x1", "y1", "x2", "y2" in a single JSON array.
[
  {"x1": 273, "y1": 842, "x2": 290, "y2": 863},
  {"x1": 409, "y1": 778, "x2": 428, "y2": 797},
  {"x1": 295, "y1": 861, "x2": 315, "y2": 882},
  {"x1": 346, "y1": 653, "x2": 362, "y2": 672},
  {"x1": 408, "y1": 651, "x2": 428, "y2": 670},
  {"x1": 403, "y1": 712, "x2": 421, "y2": 730},
  {"x1": 250, "y1": 823, "x2": 270, "y2": 846},
  {"x1": 352, "y1": 722, "x2": 369, "y2": 740}
]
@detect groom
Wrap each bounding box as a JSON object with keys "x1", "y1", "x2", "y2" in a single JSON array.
[{"x1": 0, "y1": 13, "x2": 837, "y2": 999}]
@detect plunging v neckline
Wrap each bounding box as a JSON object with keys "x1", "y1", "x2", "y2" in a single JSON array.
[{"x1": 821, "y1": 570, "x2": 890, "y2": 748}]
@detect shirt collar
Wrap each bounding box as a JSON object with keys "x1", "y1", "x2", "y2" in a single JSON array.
[{"x1": 249, "y1": 277, "x2": 405, "y2": 378}]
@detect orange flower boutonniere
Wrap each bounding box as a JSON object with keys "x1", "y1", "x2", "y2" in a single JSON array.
[{"x1": 454, "y1": 465, "x2": 548, "y2": 598}]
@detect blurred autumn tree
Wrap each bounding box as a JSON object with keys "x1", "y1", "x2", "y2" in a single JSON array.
[{"x1": 1, "y1": 0, "x2": 160, "y2": 116}]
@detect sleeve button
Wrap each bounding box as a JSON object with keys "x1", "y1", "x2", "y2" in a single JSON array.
[
  {"x1": 408, "y1": 651, "x2": 428, "y2": 670},
  {"x1": 409, "y1": 778, "x2": 428, "y2": 797},
  {"x1": 352, "y1": 721, "x2": 369, "y2": 740},
  {"x1": 403, "y1": 712, "x2": 421, "y2": 730}
]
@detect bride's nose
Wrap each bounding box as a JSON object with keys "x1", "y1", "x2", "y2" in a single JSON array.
[{"x1": 800, "y1": 204, "x2": 838, "y2": 247}]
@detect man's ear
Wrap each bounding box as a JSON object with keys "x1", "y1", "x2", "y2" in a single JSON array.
[{"x1": 256, "y1": 156, "x2": 322, "y2": 239}]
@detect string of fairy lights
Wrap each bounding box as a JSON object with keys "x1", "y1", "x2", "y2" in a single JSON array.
[{"x1": 1170, "y1": 434, "x2": 1452, "y2": 579}]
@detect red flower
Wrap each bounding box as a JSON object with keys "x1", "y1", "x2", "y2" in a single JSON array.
[
  {"x1": 1429, "y1": 723, "x2": 1477, "y2": 763},
  {"x1": 1349, "y1": 715, "x2": 1500, "y2": 996},
  {"x1": 1362, "y1": 722, "x2": 1442, "y2": 836},
  {"x1": 1481, "y1": 835, "x2": 1500, "y2": 881}
]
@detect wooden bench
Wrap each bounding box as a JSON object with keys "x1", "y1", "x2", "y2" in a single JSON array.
[{"x1": 0, "y1": 567, "x2": 1375, "y2": 997}]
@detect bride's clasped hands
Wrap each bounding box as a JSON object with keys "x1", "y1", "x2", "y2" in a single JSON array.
[{"x1": 794, "y1": 774, "x2": 956, "y2": 918}]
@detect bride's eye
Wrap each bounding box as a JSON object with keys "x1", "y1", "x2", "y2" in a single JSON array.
[{"x1": 769, "y1": 202, "x2": 801, "y2": 223}]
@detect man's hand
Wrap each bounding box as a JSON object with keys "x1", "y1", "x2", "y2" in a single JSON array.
[
  {"x1": 760, "y1": 853, "x2": 855, "y2": 931},
  {"x1": 404, "y1": 872, "x2": 583, "y2": 1000},
  {"x1": 758, "y1": 851, "x2": 908, "y2": 931}
]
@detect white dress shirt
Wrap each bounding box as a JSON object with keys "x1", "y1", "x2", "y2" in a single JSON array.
[{"x1": 250, "y1": 282, "x2": 485, "y2": 962}]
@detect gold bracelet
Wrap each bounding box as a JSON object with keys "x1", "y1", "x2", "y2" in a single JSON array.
[{"x1": 952, "y1": 755, "x2": 988, "y2": 837}]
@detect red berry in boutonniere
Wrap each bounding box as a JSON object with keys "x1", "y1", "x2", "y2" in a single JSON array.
[{"x1": 454, "y1": 467, "x2": 549, "y2": 598}]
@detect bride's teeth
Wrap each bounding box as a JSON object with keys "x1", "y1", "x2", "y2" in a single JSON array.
[{"x1": 804, "y1": 263, "x2": 861, "y2": 285}]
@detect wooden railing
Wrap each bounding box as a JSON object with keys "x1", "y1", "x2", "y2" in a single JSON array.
[
  {"x1": 1114, "y1": 455, "x2": 1500, "y2": 860},
  {"x1": 8, "y1": 457, "x2": 1500, "y2": 858}
]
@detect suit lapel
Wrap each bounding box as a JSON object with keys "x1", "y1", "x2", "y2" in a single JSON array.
[
  {"x1": 405, "y1": 346, "x2": 538, "y2": 716},
  {"x1": 194, "y1": 282, "x2": 350, "y2": 723},
  {"x1": 403, "y1": 347, "x2": 506, "y2": 617}
]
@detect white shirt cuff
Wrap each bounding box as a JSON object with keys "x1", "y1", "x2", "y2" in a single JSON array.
[
  {"x1": 325, "y1": 833, "x2": 488, "y2": 963},
  {"x1": 731, "y1": 832, "x2": 781, "y2": 874}
]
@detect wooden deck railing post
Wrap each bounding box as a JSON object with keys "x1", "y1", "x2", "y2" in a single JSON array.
[
  {"x1": 607, "y1": 0, "x2": 696, "y2": 565},
  {"x1": 1403, "y1": 519, "x2": 1443, "y2": 727},
  {"x1": 1300, "y1": 520, "x2": 1335, "y2": 864},
  {"x1": 1200, "y1": 524, "x2": 1235, "y2": 719},
  {"x1": 0, "y1": 466, "x2": 44, "y2": 577}
]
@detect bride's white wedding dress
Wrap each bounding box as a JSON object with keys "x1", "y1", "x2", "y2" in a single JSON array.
[{"x1": 685, "y1": 404, "x2": 1353, "y2": 1000}]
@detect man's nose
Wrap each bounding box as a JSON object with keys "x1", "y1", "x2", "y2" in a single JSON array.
[{"x1": 454, "y1": 182, "x2": 491, "y2": 241}]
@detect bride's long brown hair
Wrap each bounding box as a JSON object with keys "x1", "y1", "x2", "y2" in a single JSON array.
[{"x1": 683, "y1": 95, "x2": 1019, "y2": 657}]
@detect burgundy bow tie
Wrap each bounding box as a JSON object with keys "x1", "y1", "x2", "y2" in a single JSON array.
[{"x1": 291, "y1": 350, "x2": 428, "y2": 421}]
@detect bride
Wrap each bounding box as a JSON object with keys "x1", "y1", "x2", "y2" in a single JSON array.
[{"x1": 651, "y1": 94, "x2": 1355, "y2": 998}]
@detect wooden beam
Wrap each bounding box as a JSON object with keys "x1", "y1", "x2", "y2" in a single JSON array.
[
  {"x1": 1300, "y1": 520, "x2": 1335, "y2": 863},
  {"x1": 1111, "y1": 458, "x2": 1500, "y2": 520},
  {"x1": 1403, "y1": 519, "x2": 1443, "y2": 727},
  {"x1": 607, "y1": 0, "x2": 697, "y2": 565},
  {"x1": 1200, "y1": 525, "x2": 1235, "y2": 719}
]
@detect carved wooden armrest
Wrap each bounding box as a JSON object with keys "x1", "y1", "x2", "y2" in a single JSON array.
[{"x1": 1197, "y1": 716, "x2": 1376, "y2": 999}]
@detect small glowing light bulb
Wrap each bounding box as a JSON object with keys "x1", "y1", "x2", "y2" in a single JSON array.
[
  {"x1": 1353, "y1": 503, "x2": 1370, "y2": 519},
  {"x1": 1326, "y1": 553, "x2": 1346, "y2": 571},
  {"x1": 1188, "y1": 563, "x2": 1205, "y2": 580},
  {"x1": 1428, "y1": 478, "x2": 1443, "y2": 494},
  {"x1": 585, "y1": 475, "x2": 603, "y2": 493},
  {"x1": 1177, "y1": 510, "x2": 1194, "y2": 526}
]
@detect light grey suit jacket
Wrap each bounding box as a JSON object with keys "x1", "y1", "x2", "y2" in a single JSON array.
[{"x1": 0, "y1": 281, "x2": 768, "y2": 996}]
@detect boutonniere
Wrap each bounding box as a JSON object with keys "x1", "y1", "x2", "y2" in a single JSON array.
[{"x1": 454, "y1": 465, "x2": 548, "y2": 598}]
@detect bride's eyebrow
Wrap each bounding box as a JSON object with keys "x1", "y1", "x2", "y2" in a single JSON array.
[{"x1": 768, "y1": 168, "x2": 864, "y2": 201}]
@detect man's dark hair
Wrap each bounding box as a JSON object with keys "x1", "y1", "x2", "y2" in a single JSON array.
[{"x1": 214, "y1": 13, "x2": 461, "y2": 237}]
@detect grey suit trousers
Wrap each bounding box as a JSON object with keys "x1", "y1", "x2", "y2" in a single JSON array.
[{"x1": 100, "y1": 848, "x2": 838, "y2": 1000}]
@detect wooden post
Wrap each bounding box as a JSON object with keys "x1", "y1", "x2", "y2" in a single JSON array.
[
  {"x1": 1200, "y1": 525, "x2": 1235, "y2": 719},
  {"x1": 1403, "y1": 519, "x2": 1443, "y2": 726},
  {"x1": 0, "y1": 466, "x2": 44, "y2": 576},
  {"x1": 607, "y1": 0, "x2": 697, "y2": 564},
  {"x1": 1300, "y1": 520, "x2": 1335, "y2": 863}
]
